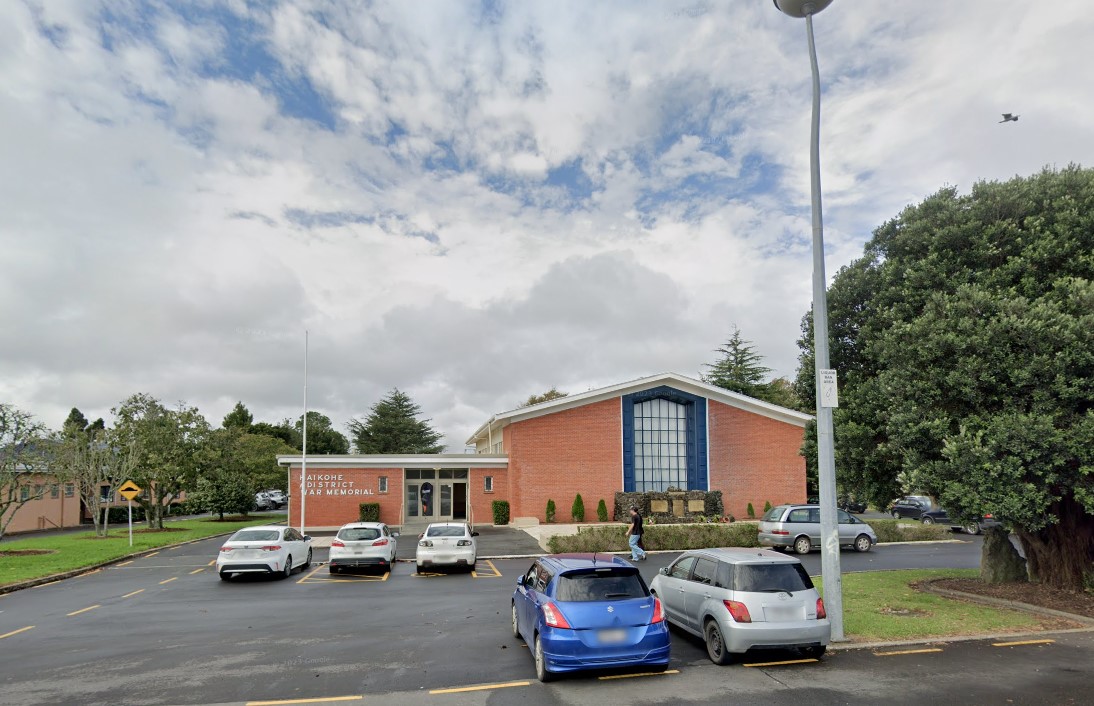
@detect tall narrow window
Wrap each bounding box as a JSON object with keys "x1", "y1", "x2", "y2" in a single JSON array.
[
  {"x1": 378, "y1": 476, "x2": 388, "y2": 493},
  {"x1": 484, "y1": 476, "x2": 494, "y2": 492},
  {"x1": 633, "y1": 398, "x2": 689, "y2": 491}
]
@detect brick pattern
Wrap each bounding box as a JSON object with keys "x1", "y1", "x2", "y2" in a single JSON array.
[
  {"x1": 707, "y1": 401, "x2": 806, "y2": 519},
  {"x1": 469, "y1": 467, "x2": 508, "y2": 525},
  {"x1": 289, "y1": 468, "x2": 403, "y2": 528}
]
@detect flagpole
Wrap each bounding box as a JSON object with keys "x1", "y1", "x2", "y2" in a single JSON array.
[{"x1": 300, "y1": 330, "x2": 308, "y2": 534}]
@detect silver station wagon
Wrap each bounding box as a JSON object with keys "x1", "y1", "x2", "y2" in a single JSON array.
[
  {"x1": 758, "y1": 504, "x2": 877, "y2": 554},
  {"x1": 649, "y1": 548, "x2": 830, "y2": 663}
]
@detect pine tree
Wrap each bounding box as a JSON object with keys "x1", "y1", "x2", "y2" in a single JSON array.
[
  {"x1": 348, "y1": 389, "x2": 445, "y2": 454},
  {"x1": 702, "y1": 326, "x2": 772, "y2": 399}
]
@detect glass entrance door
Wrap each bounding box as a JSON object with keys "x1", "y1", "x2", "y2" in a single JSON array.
[{"x1": 405, "y1": 470, "x2": 469, "y2": 522}]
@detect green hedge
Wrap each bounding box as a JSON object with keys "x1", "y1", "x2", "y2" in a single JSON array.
[
  {"x1": 358, "y1": 503, "x2": 381, "y2": 522},
  {"x1": 492, "y1": 500, "x2": 510, "y2": 525},
  {"x1": 869, "y1": 519, "x2": 950, "y2": 543}
]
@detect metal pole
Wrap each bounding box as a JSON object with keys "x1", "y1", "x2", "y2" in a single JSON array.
[
  {"x1": 300, "y1": 330, "x2": 308, "y2": 535},
  {"x1": 805, "y1": 9, "x2": 844, "y2": 641},
  {"x1": 127, "y1": 499, "x2": 133, "y2": 547}
]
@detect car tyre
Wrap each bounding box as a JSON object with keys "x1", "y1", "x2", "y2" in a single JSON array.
[
  {"x1": 219, "y1": 571, "x2": 232, "y2": 581},
  {"x1": 416, "y1": 563, "x2": 425, "y2": 574},
  {"x1": 511, "y1": 602, "x2": 521, "y2": 638},
  {"x1": 921, "y1": 516, "x2": 934, "y2": 525},
  {"x1": 800, "y1": 645, "x2": 827, "y2": 659},
  {"x1": 853, "y1": 534, "x2": 873, "y2": 552},
  {"x1": 303, "y1": 549, "x2": 312, "y2": 569},
  {"x1": 534, "y1": 634, "x2": 554, "y2": 682},
  {"x1": 964, "y1": 523, "x2": 981, "y2": 535},
  {"x1": 282, "y1": 556, "x2": 293, "y2": 579},
  {"x1": 892, "y1": 510, "x2": 901, "y2": 519},
  {"x1": 329, "y1": 565, "x2": 339, "y2": 574},
  {"x1": 794, "y1": 536, "x2": 812, "y2": 555},
  {"x1": 704, "y1": 619, "x2": 732, "y2": 665}
]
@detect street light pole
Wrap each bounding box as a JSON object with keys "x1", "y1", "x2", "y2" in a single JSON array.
[{"x1": 772, "y1": 0, "x2": 844, "y2": 641}]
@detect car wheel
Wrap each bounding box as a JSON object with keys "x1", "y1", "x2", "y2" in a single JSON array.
[
  {"x1": 534, "y1": 635, "x2": 554, "y2": 682},
  {"x1": 303, "y1": 549, "x2": 312, "y2": 569},
  {"x1": 416, "y1": 563, "x2": 425, "y2": 574},
  {"x1": 704, "y1": 619, "x2": 732, "y2": 665},
  {"x1": 282, "y1": 557, "x2": 293, "y2": 579},
  {"x1": 219, "y1": 571, "x2": 232, "y2": 581},
  {"x1": 892, "y1": 510, "x2": 901, "y2": 519},
  {"x1": 511, "y1": 602, "x2": 521, "y2": 638},
  {"x1": 800, "y1": 645, "x2": 827, "y2": 659},
  {"x1": 329, "y1": 565, "x2": 339, "y2": 574},
  {"x1": 794, "y1": 536, "x2": 812, "y2": 555},
  {"x1": 964, "y1": 523, "x2": 981, "y2": 535},
  {"x1": 921, "y1": 516, "x2": 934, "y2": 525},
  {"x1": 853, "y1": 534, "x2": 873, "y2": 552}
]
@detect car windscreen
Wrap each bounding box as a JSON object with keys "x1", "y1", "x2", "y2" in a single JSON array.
[
  {"x1": 556, "y1": 569, "x2": 648, "y2": 602},
  {"x1": 426, "y1": 526, "x2": 466, "y2": 538},
  {"x1": 230, "y1": 530, "x2": 280, "y2": 542},
  {"x1": 731, "y1": 563, "x2": 814, "y2": 593},
  {"x1": 339, "y1": 528, "x2": 380, "y2": 541}
]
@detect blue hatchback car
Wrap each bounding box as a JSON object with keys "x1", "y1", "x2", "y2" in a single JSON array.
[{"x1": 511, "y1": 554, "x2": 670, "y2": 682}]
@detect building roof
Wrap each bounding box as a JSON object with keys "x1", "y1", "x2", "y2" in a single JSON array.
[
  {"x1": 466, "y1": 372, "x2": 812, "y2": 446},
  {"x1": 276, "y1": 453, "x2": 509, "y2": 469}
]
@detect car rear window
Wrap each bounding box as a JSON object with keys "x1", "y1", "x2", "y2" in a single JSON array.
[
  {"x1": 556, "y1": 569, "x2": 648, "y2": 602},
  {"x1": 761, "y1": 506, "x2": 785, "y2": 522},
  {"x1": 426, "y1": 526, "x2": 467, "y2": 538},
  {"x1": 731, "y1": 563, "x2": 814, "y2": 593},
  {"x1": 339, "y1": 527, "x2": 380, "y2": 541},
  {"x1": 230, "y1": 530, "x2": 280, "y2": 542}
]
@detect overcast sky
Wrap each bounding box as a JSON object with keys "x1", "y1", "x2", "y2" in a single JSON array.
[{"x1": 3, "y1": 1, "x2": 1091, "y2": 450}]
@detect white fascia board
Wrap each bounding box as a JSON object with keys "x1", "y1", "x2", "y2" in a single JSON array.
[{"x1": 277, "y1": 454, "x2": 509, "y2": 469}]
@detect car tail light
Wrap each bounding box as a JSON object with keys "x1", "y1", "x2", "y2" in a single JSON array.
[
  {"x1": 723, "y1": 600, "x2": 752, "y2": 623},
  {"x1": 419, "y1": 539, "x2": 433, "y2": 547},
  {"x1": 816, "y1": 598, "x2": 827, "y2": 620},
  {"x1": 772, "y1": 530, "x2": 790, "y2": 535},
  {"x1": 372, "y1": 538, "x2": 389, "y2": 546},
  {"x1": 542, "y1": 602, "x2": 572, "y2": 629},
  {"x1": 651, "y1": 596, "x2": 665, "y2": 624},
  {"x1": 260, "y1": 545, "x2": 281, "y2": 552},
  {"x1": 456, "y1": 539, "x2": 472, "y2": 546},
  {"x1": 219, "y1": 546, "x2": 233, "y2": 552},
  {"x1": 331, "y1": 540, "x2": 345, "y2": 548},
  {"x1": 984, "y1": 513, "x2": 994, "y2": 519}
]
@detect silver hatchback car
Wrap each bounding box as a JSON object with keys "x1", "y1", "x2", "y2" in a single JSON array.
[
  {"x1": 649, "y1": 548, "x2": 829, "y2": 663},
  {"x1": 757, "y1": 504, "x2": 877, "y2": 554}
]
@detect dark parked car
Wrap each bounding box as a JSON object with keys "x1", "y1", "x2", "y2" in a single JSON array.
[
  {"x1": 838, "y1": 497, "x2": 867, "y2": 514},
  {"x1": 919, "y1": 508, "x2": 1002, "y2": 535},
  {"x1": 889, "y1": 495, "x2": 933, "y2": 519}
]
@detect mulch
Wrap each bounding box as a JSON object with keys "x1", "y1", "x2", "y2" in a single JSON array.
[{"x1": 930, "y1": 577, "x2": 1094, "y2": 619}]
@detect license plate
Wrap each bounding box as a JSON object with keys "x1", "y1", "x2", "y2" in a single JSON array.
[{"x1": 598, "y1": 629, "x2": 627, "y2": 644}]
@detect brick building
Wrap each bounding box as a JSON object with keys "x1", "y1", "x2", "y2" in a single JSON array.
[{"x1": 279, "y1": 373, "x2": 810, "y2": 529}]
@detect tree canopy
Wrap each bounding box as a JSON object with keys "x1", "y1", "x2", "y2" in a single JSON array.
[
  {"x1": 520, "y1": 387, "x2": 569, "y2": 408},
  {"x1": 703, "y1": 326, "x2": 801, "y2": 409},
  {"x1": 293, "y1": 411, "x2": 350, "y2": 454},
  {"x1": 797, "y1": 166, "x2": 1094, "y2": 589},
  {"x1": 348, "y1": 389, "x2": 445, "y2": 454},
  {"x1": 0, "y1": 403, "x2": 51, "y2": 540},
  {"x1": 222, "y1": 401, "x2": 254, "y2": 431}
]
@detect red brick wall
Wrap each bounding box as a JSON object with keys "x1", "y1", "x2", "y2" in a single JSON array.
[
  {"x1": 288, "y1": 467, "x2": 403, "y2": 528},
  {"x1": 506, "y1": 399, "x2": 622, "y2": 522},
  {"x1": 707, "y1": 401, "x2": 807, "y2": 519},
  {"x1": 469, "y1": 467, "x2": 508, "y2": 525}
]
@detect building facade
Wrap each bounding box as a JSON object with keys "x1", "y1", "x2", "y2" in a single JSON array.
[{"x1": 279, "y1": 373, "x2": 810, "y2": 529}]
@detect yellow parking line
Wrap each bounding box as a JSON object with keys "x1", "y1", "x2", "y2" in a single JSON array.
[
  {"x1": 471, "y1": 560, "x2": 502, "y2": 578},
  {"x1": 993, "y1": 639, "x2": 1056, "y2": 647},
  {"x1": 430, "y1": 680, "x2": 530, "y2": 694},
  {"x1": 207, "y1": 559, "x2": 216, "y2": 566},
  {"x1": 743, "y1": 658, "x2": 818, "y2": 667},
  {"x1": 874, "y1": 648, "x2": 944, "y2": 657},
  {"x1": 34, "y1": 581, "x2": 61, "y2": 589},
  {"x1": 117, "y1": 561, "x2": 134, "y2": 567},
  {"x1": 245, "y1": 696, "x2": 363, "y2": 705},
  {"x1": 598, "y1": 669, "x2": 679, "y2": 680},
  {"x1": 67, "y1": 605, "x2": 101, "y2": 616},
  {"x1": 297, "y1": 565, "x2": 326, "y2": 584},
  {"x1": 159, "y1": 577, "x2": 178, "y2": 585},
  {"x1": 0, "y1": 626, "x2": 35, "y2": 639},
  {"x1": 145, "y1": 552, "x2": 159, "y2": 558},
  {"x1": 189, "y1": 568, "x2": 205, "y2": 575},
  {"x1": 123, "y1": 589, "x2": 144, "y2": 598}
]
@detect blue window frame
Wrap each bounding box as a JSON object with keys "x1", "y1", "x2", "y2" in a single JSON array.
[{"x1": 622, "y1": 386, "x2": 707, "y2": 492}]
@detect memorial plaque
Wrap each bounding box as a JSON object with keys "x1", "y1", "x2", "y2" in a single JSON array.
[
  {"x1": 651, "y1": 499, "x2": 669, "y2": 513},
  {"x1": 688, "y1": 499, "x2": 706, "y2": 513}
]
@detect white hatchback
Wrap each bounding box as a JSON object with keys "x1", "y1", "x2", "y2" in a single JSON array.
[
  {"x1": 328, "y1": 522, "x2": 399, "y2": 573},
  {"x1": 415, "y1": 522, "x2": 478, "y2": 573},
  {"x1": 216, "y1": 525, "x2": 312, "y2": 581}
]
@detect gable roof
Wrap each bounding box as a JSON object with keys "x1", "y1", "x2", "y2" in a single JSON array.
[{"x1": 466, "y1": 372, "x2": 812, "y2": 445}]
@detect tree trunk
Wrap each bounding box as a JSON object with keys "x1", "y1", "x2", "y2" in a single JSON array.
[{"x1": 1013, "y1": 495, "x2": 1094, "y2": 591}]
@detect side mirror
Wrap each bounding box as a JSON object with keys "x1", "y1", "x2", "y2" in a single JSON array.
[
  {"x1": 391, "y1": 532, "x2": 400, "y2": 538},
  {"x1": 303, "y1": 535, "x2": 312, "y2": 541},
  {"x1": 517, "y1": 576, "x2": 525, "y2": 587},
  {"x1": 659, "y1": 567, "x2": 669, "y2": 576},
  {"x1": 471, "y1": 531, "x2": 480, "y2": 537}
]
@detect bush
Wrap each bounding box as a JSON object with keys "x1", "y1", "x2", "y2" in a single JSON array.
[
  {"x1": 571, "y1": 494, "x2": 585, "y2": 522},
  {"x1": 596, "y1": 499, "x2": 609, "y2": 522},
  {"x1": 870, "y1": 518, "x2": 950, "y2": 543},
  {"x1": 547, "y1": 522, "x2": 761, "y2": 553},
  {"x1": 492, "y1": 500, "x2": 510, "y2": 525},
  {"x1": 764, "y1": 500, "x2": 772, "y2": 512},
  {"x1": 358, "y1": 503, "x2": 380, "y2": 522},
  {"x1": 746, "y1": 502, "x2": 755, "y2": 519},
  {"x1": 546, "y1": 499, "x2": 556, "y2": 524}
]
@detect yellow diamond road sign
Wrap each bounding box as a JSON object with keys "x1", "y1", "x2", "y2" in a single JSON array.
[{"x1": 118, "y1": 481, "x2": 141, "y2": 501}]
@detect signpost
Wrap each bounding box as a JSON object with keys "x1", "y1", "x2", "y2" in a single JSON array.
[{"x1": 117, "y1": 480, "x2": 141, "y2": 547}]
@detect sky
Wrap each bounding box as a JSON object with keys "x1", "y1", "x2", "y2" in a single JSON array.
[{"x1": 3, "y1": 0, "x2": 1091, "y2": 451}]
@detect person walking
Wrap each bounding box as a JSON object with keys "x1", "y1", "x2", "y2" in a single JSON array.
[{"x1": 626, "y1": 505, "x2": 647, "y2": 561}]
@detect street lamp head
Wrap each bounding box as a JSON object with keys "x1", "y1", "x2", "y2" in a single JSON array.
[{"x1": 773, "y1": 0, "x2": 833, "y2": 18}]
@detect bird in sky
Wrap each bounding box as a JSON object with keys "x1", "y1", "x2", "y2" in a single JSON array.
[{"x1": 999, "y1": 113, "x2": 1019, "y2": 123}]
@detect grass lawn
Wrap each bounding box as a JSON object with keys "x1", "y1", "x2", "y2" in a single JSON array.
[
  {"x1": 829, "y1": 569, "x2": 1048, "y2": 642},
  {"x1": 0, "y1": 514, "x2": 287, "y2": 587}
]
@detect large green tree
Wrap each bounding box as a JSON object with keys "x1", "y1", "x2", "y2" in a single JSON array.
[
  {"x1": 0, "y1": 403, "x2": 51, "y2": 540},
  {"x1": 520, "y1": 387, "x2": 569, "y2": 408},
  {"x1": 703, "y1": 326, "x2": 801, "y2": 409},
  {"x1": 222, "y1": 402, "x2": 254, "y2": 432},
  {"x1": 53, "y1": 407, "x2": 132, "y2": 537},
  {"x1": 294, "y1": 411, "x2": 350, "y2": 455},
  {"x1": 797, "y1": 166, "x2": 1094, "y2": 589},
  {"x1": 348, "y1": 389, "x2": 445, "y2": 454}
]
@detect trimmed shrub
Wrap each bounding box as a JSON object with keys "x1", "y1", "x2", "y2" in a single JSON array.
[
  {"x1": 491, "y1": 500, "x2": 510, "y2": 525},
  {"x1": 546, "y1": 499, "x2": 556, "y2": 524},
  {"x1": 547, "y1": 522, "x2": 761, "y2": 554},
  {"x1": 571, "y1": 494, "x2": 585, "y2": 522},
  {"x1": 746, "y1": 502, "x2": 755, "y2": 519},
  {"x1": 358, "y1": 503, "x2": 381, "y2": 522},
  {"x1": 870, "y1": 518, "x2": 949, "y2": 543},
  {"x1": 763, "y1": 500, "x2": 772, "y2": 512},
  {"x1": 596, "y1": 499, "x2": 609, "y2": 523}
]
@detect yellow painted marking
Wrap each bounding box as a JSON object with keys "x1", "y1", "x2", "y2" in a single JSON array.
[
  {"x1": 430, "y1": 680, "x2": 530, "y2": 694},
  {"x1": 598, "y1": 669, "x2": 679, "y2": 680},
  {"x1": 189, "y1": 568, "x2": 205, "y2": 575},
  {"x1": 122, "y1": 589, "x2": 145, "y2": 598},
  {"x1": 992, "y1": 639, "x2": 1056, "y2": 647},
  {"x1": 245, "y1": 696, "x2": 363, "y2": 705},
  {"x1": 874, "y1": 648, "x2": 944, "y2": 657},
  {"x1": 34, "y1": 581, "x2": 61, "y2": 589},
  {"x1": 159, "y1": 577, "x2": 178, "y2": 585},
  {"x1": 0, "y1": 626, "x2": 35, "y2": 639},
  {"x1": 412, "y1": 571, "x2": 445, "y2": 577},
  {"x1": 297, "y1": 565, "x2": 325, "y2": 584},
  {"x1": 117, "y1": 561, "x2": 134, "y2": 567},
  {"x1": 300, "y1": 568, "x2": 389, "y2": 584},
  {"x1": 471, "y1": 560, "x2": 502, "y2": 578},
  {"x1": 67, "y1": 604, "x2": 101, "y2": 616},
  {"x1": 145, "y1": 552, "x2": 159, "y2": 558},
  {"x1": 207, "y1": 559, "x2": 216, "y2": 566},
  {"x1": 743, "y1": 658, "x2": 819, "y2": 667}
]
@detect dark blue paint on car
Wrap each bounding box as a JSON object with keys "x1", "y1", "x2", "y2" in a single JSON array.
[{"x1": 511, "y1": 553, "x2": 670, "y2": 681}]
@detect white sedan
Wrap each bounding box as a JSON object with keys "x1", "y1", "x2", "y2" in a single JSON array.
[
  {"x1": 329, "y1": 522, "x2": 399, "y2": 573},
  {"x1": 216, "y1": 525, "x2": 312, "y2": 581},
  {"x1": 415, "y1": 522, "x2": 478, "y2": 573}
]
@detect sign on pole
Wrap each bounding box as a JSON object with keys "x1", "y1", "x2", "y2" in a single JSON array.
[
  {"x1": 819, "y1": 369, "x2": 839, "y2": 408},
  {"x1": 117, "y1": 481, "x2": 141, "y2": 547}
]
